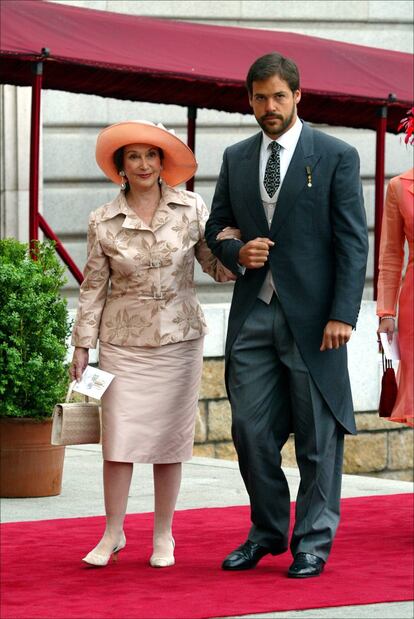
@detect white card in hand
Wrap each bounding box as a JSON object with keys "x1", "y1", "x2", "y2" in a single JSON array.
[
  {"x1": 380, "y1": 332, "x2": 400, "y2": 361},
  {"x1": 72, "y1": 366, "x2": 115, "y2": 399}
]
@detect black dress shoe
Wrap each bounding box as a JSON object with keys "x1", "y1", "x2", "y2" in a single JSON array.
[
  {"x1": 222, "y1": 540, "x2": 270, "y2": 570},
  {"x1": 288, "y1": 552, "x2": 325, "y2": 578}
]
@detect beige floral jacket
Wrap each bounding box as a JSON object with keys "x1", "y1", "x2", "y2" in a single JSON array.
[{"x1": 71, "y1": 183, "x2": 234, "y2": 348}]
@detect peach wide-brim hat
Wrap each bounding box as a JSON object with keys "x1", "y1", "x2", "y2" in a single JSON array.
[{"x1": 95, "y1": 120, "x2": 197, "y2": 187}]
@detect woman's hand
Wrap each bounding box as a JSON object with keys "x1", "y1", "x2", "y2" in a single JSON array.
[
  {"x1": 377, "y1": 317, "x2": 395, "y2": 347},
  {"x1": 216, "y1": 227, "x2": 241, "y2": 241},
  {"x1": 70, "y1": 347, "x2": 89, "y2": 382}
]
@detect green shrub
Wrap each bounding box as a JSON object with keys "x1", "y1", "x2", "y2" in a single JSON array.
[{"x1": 0, "y1": 239, "x2": 70, "y2": 418}]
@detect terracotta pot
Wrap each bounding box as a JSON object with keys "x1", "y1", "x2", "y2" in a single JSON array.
[{"x1": 0, "y1": 418, "x2": 65, "y2": 497}]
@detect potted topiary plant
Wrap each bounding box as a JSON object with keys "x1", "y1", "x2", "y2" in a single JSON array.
[{"x1": 0, "y1": 238, "x2": 70, "y2": 497}]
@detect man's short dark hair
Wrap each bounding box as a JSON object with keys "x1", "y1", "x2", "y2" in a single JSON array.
[{"x1": 246, "y1": 52, "x2": 300, "y2": 94}]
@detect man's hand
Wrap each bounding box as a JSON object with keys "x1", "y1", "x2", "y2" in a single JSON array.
[
  {"x1": 320, "y1": 320, "x2": 352, "y2": 351},
  {"x1": 238, "y1": 238, "x2": 274, "y2": 269}
]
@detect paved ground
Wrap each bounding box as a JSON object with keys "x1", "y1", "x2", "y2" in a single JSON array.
[{"x1": 2, "y1": 446, "x2": 413, "y2": 619}]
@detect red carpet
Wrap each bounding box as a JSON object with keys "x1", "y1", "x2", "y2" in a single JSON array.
[{"x1": 1, "y1": 494, "x2": 413, "y2": 619}]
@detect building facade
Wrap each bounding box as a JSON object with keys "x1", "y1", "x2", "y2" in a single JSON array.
[
  {"x1": 1, "y1": 0, "x2": 413, "y2": 306},
  {"x1": 1, "y1": 0, "x2": 413, "y2": 478}
]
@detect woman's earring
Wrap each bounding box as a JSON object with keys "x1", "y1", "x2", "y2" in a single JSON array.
[{"x1": 119, "y1": 170, "x2": 127, "y2": 191}]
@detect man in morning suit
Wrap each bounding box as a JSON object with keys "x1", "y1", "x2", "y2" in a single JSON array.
[{"x1": 205, "y1": 52, "x2": 368, "y2": 578}]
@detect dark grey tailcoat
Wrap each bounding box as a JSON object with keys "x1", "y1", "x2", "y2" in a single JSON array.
[{"x1": 205, "y1": 122, "x2": 369, "y2": 434}]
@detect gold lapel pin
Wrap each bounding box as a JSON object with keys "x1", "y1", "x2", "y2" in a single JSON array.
[{"x1": 305, "y1": 165, "x2": 312, "y2": 188}]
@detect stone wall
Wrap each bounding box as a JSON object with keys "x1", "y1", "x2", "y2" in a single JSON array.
[
  {"x1": 194, "y1": 359, "x2": 414, "y2": 481},
  {"x1": 67, "y1": 300, "x2": 413, "y2": 481}
]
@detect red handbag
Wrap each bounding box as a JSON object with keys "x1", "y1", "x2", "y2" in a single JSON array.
[{"x1": 378, "y1": 352, "x2": 398, "y2": 417}]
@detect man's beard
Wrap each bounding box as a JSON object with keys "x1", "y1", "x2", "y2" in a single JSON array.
[{"x1": 258, "y1": 105, "x2": 296, "y2": 137}]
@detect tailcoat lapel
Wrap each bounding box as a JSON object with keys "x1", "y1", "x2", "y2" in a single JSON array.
[
  {"x1": 270, "y1": 123, "x2": 321, "y2": 237},
  {"x1": 239, "y1": 133, "x2": 269, "y2": 234}
]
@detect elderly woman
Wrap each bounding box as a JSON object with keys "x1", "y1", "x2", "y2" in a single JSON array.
[{"x1": 70, "y1": 121, "x2": 238, "y2": 568}]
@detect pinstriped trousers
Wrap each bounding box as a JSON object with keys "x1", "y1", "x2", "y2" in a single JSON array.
[{"x1": 228, "y1": 295, "x2": 344, "y2": 561}]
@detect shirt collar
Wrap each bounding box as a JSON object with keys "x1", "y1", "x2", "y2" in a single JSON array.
[
  {"x1": 160, "y1": 182, "x2": 195, "y2": 207},
  {"x1": 400, "y1": 167, "x2": 414, "y2": 181},
  {"x1": 100, "y1": 182, "x2": 194, "y2": 222},
  {"x1": 99, "y1": 182, "x2": 195, "y2": 232},
  {"x1": 261, "y1": 116, "x2": 303, "y2": 153}
]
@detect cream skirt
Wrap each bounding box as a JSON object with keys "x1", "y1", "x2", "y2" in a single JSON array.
[{"x1": 99, "y1": 338, "x2": 204, "y2": 463}]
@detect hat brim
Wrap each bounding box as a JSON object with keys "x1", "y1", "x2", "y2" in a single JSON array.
[{"x1": 96, "y1": 121, "x2": 197, "y2": 187}]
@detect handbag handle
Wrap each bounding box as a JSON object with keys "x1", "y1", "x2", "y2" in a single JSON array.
[
  {"x1": 381, "y1": 350, "x2": 393, "y2": 373},
  {"x1": 65, "y1": 381, "x2": 90, "y2": 403}
]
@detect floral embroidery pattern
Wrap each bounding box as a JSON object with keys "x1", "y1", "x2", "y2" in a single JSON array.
[
  {"x1": 151, "y1": 211, "x2": 170, "y2": 230},
  {"x1": 109, "y1": 267, "x2": 147, "y2": 297},
  {"x1": 152, "y1": 330, "x2": 180, "y2": 347},
  {"x1": 133, "y1": 239, "x2": 177, "y2": 267},
  {"x1": 100, "y1": 229, "x2": 134, "y2": 257},
  {"x1": 104, "y1": 310, "x2": 152, "y2": 345},
  {"x1": 172, "y1": 302, "x2": 206, "y2": 338},
  {"x1": 172, "y1": 250, "x2": 194, "y2": 289},
  {"x1": 82, "y1": 266, "x2": 108, "y2": 291},
  {"x1": 72, "y1": 308, "x2": 98, "y2": 346},
  {"x1": 172, "y1": 214, "x2": 199, "y2": 248}
]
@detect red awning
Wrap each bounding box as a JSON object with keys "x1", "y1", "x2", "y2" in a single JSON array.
[{"x1": 1, "y1": 0, "x2": 412, "y2": 132}]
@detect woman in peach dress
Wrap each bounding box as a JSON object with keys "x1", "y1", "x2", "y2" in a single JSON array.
[
  {"x1": 70, "y1": 121, "x2": 238, "y2": 568},
  {"x1": 377, "y1": 109, "x2": 414, "y2": 427}
]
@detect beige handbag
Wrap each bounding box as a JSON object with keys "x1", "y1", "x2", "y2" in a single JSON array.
[{"x1": 51, "y1": 382, "x2": 101, "y2": 445}]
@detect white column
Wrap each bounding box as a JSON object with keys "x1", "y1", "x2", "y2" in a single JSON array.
[{"x1": 0, "y1": 84, "x2": 43, "y2": 242}]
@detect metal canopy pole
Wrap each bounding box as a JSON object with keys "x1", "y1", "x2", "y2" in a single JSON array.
[
  {"x1": 373, "y1": 94, "x2": 396, "y2": 300},
  {"x1": 29, "y1": 59, "x2": 44, "y2": 247},
  {"x1": 186, "y1": 106, "x2": 197, "y2": 192},
  {"x1": 39, "y1": 213, "x2": 84, "y2": 284},
  {"x1": 373, "y1": 106, "x2": 387, "y2": 300},
  {"x1": 28, "y1": 49, "x2": 84, "y2": 283}
]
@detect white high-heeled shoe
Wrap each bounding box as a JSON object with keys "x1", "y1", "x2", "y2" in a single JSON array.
[
  {"x1": 150, "y1": 537, "x2": 175, "y2": 568},
  {"x1": 82, "y1": 532, "x2": 126, "y2": 567}
]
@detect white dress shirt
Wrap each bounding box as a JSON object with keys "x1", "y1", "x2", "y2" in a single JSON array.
[{"x1": 258, "y1": 117, "x2": 303, "y2": 303}]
